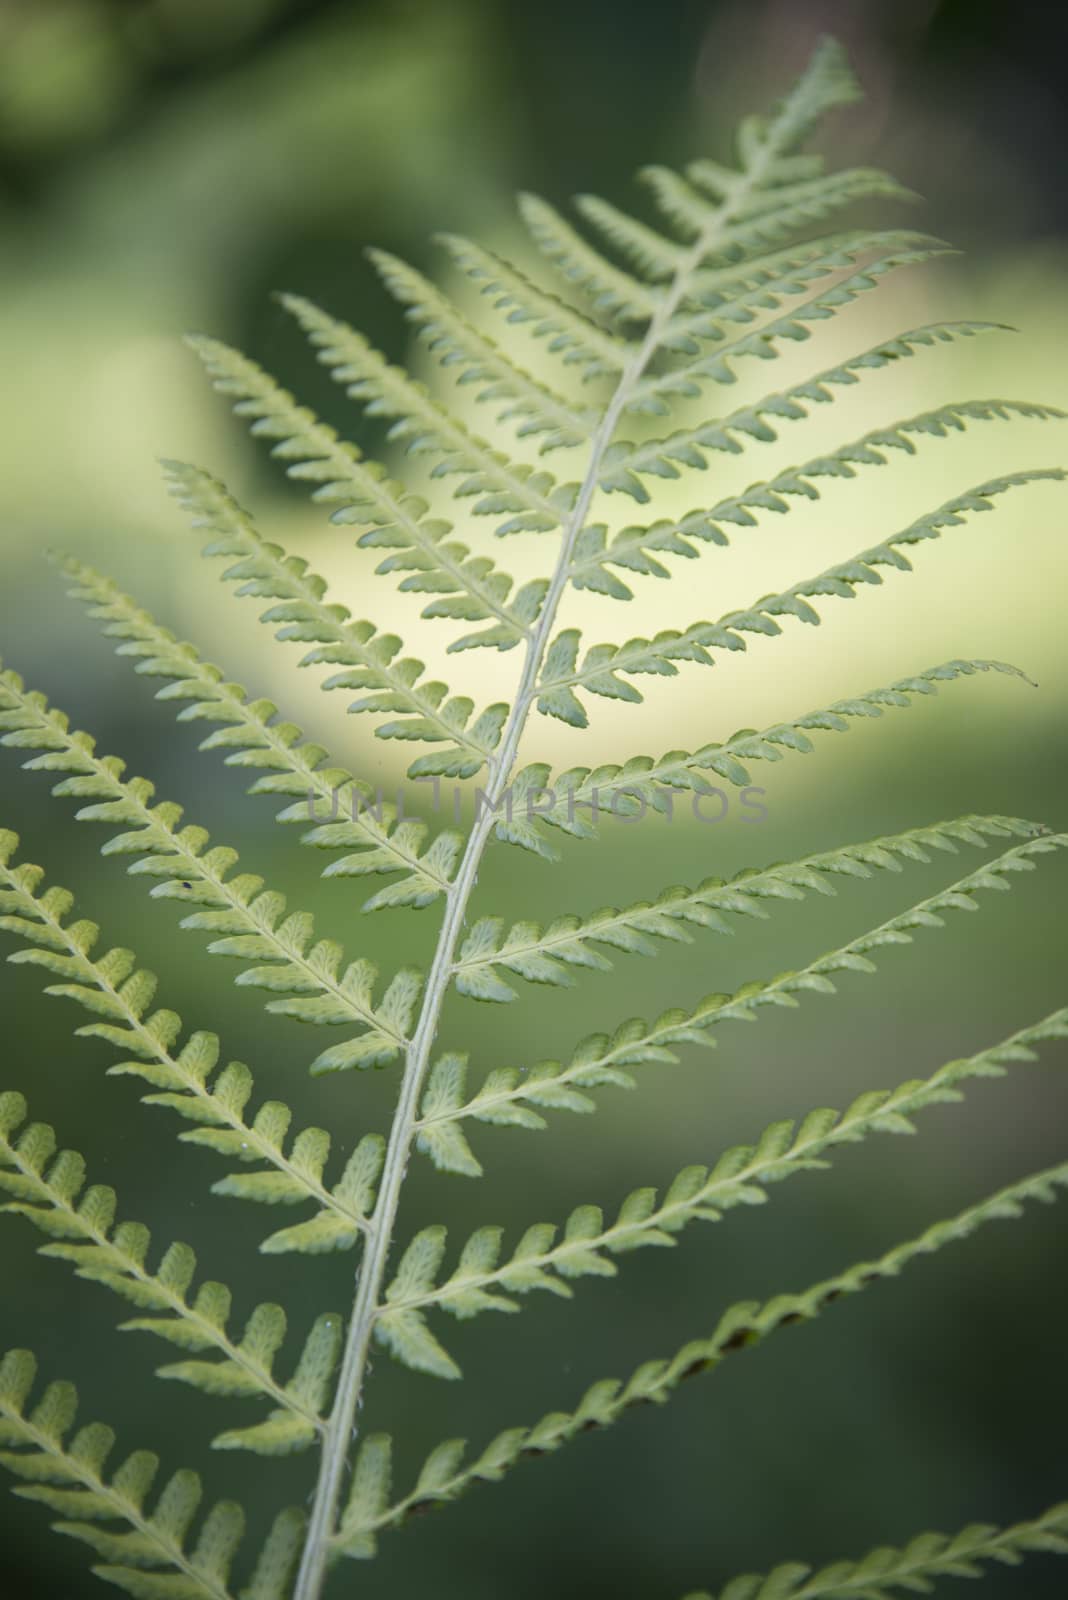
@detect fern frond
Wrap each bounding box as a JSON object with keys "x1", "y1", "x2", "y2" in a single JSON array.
[
  {"x1": 566, "y1": 193, "x2": 688, "y2": 284},
  {"x1": 0, "y1": 671, "x2": 419, "y2": 1073},
  {"x1": 506, "y1": 660, "x2": 1033, "y2": 852},
  {"x1": 644, "y1": 227, "x2": 931, "y2": 362},
  {"x1": 453, "y1": 815, "x2": 1051, "y2": 1002},
  {"x1": 684, "y1": 1502, "x2": 1068, "y2": 1600},
  {"x1": 52, "y1": 555, "x2": 460, "y2": 909},
  {"x1": 416, "y1": 824, "x2": 1064, "y2": 1170},
  {"x1": 678, "y1": 37, "x2": 867, "y2": 204},
  {"x1": 0, "y1": 832, "x2": 380, "y2": 1250},
  {"x1": 647, "y1": 164, "x2": 917, "y2": 264},
  {"x1": 188, "y1": 336, "x2": 553, "y2": 647},
  {"x1": 585, "y1": 399, "x2": 1065, "y2": 596},
  {"x1": 517, "y1": 191, "x2": 663, "y2": 317},
  {"x1": 277, "y1": 293, "x2": 576, "y2": 535},
  {"x1": 522, "y1": 36, "x2": 864, "y2": 320},
  {"x1": 626, "y1": 244, "x2": 953, "y2": 419},
  {"x1": 366, "y1": 249, "x2": 595, "y2": 450},
  {"x1": 566, "y1": 468, "x2": 1064, "y2": 647},
  {"x1": 0, "y1": 1094, "x2": 336, "y2": 1453},
  {"x1": 393, "y1": 1012, "x2": 1068, "y2": 1357},
  {"x1": 0, "y1": 1348, "x2": 304, "y2": 1597},
  {"x1": 602, "y1": 321, "x2": 1012, "y2": 499},
  {"x1": 393, "y1": 1009, "x2": 1068, "y2": 1354},
  {"x1": 7, "y1": 35, "x2": 1049, "y2": 1596},
  {"x1": 336, "y1": 1158, "x2": 1068, "y2": 1553},
  {"x1": 513, "y1": 68, "x2": 925, "y2": 434},
  {"x1": 434, "y1": 233, "x2": 631, "y2": 378},
  {"x1": 566, "y1": 199, "x2": 901, "y2": 319},
  {"x1": 164, "y1": 460, "x2": 507, "y2": 771},
  {"x1": 656, "y1": 228, "x2": 933, "y2": 360},
  {"x1": 581, "y1": 404, "x2": 1064, "y2": 591}
]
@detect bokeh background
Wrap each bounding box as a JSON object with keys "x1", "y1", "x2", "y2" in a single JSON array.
[{"x1": 1, "y1": 1, "x2": 1066, "y2": 1596}]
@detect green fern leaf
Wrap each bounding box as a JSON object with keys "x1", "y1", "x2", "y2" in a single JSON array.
[
  {"x1": 334, "y1": 1154, "x2": 1068, "y2": 1554},
  {"x1": 601, "y1": 392, "x2": 1061, "y2": 531},
  {"x1": 0, "y1": 1094, "x2": 335, "y2": 1451},
  {"x1": 389, "y1": 1008, "x2": 1068, "y2": 1345},
  {"x1": 455, "y1": 816, "x2": 1056, "y2": 1000},
  {"x1": 278, "y1": 292, "x2": 576, "y2": 534},
  {"x1": 685, "y1": 1502, "x2": 1068, "y2": 1599},
  {"x1": 629, "y1": 225, "x2": 936, "y2": 374},
  {"x1": 645, "y1": 163, "x2": 916, "y2": 261},
  {"x1": 523, "y1": 36, "x2": 865, "y2": 324},
  {"x1": 435, "y1": 232, "x2": 631, "y2": 377},
  {"x1": 507, "y1": 660, "x2": 1032, "y2": 849},
  {"x1": 571, "y1": 465, "x2": 1064, "y2": 600},
  {"x1": 0, "y1": 1349, "x2": 303, "y2": 1597},
  {"x1": 0, "y1": 675, "x2": 416, "y2": 1072},
  {"x1": 164, "y1": 461, "x2": 508, "y2": 767},
  {"x1": 517, "y1": 190, "x2": 661, "y2": 318},
  {"x1": 419, "y1": 825, "x2": 1063, "y2": 1162},
  {"x1": 0, "y1": 833, "x2": 377, "y2": 1247},
  {"x1": 187, "y1": 336, "x2": 555, "y2": 646},
  {"x1": 625, "y1": 244, "x2": 954, "y2": 418},
  {"x1": 564, "y1": 192, "x2": 690, "y2": 285},
  {"x1": 602, "y1": 320, "x2": 1012, "y2": 498},
  {"x1": 3, "y1": 33, "x2": 1065, "y2": 1600},
  {"x1": 52, "y1": 555, "x2": 461, "y2": 907},
  {"x1": 366, "y1": 248, "x2": 594, "y2": 450}
]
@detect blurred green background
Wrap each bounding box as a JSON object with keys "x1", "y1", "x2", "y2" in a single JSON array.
[{"x1": 1, "y1": 1, "x2": 1066, "y2": 1596}]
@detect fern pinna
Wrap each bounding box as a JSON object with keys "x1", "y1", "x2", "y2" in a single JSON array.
[{"x1": 1, "y1": 35, "x2": 1066, "y2": 1600}]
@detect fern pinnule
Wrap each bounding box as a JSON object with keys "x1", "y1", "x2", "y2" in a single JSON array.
[
  {"x1": 452, "y1": 817, "x2": 1062, "y2": 1000},
  {"x1": 516, "y1": 189, "x2": 661, "y2": 317},
  {"x1": 275, "y1": 291, "x2": 576, "y2": 533},
  {"x1": 682, "y1": 1503, "x2": 1068, "y2": 1599},
  {"x1": 50, "y1": 553, "x2": 461, "y2": 908},
  {"x1": 162, "y1": 461, "x2": 510, "y2": 767},
  {"x1": 506, "y1": 659, "x2": 1035, "y2": 852},
  {"x1": 552, "y1": 471, "x2": 1063, "y2": 703},
  {"x1": 625, "y1": 244, "x2": 956, "y2": 416},
  {"x1": 395, "y1": 1010, "x2": 1068, "y2": 1372},
  {"x1": 338, "y1": 1135, "x2": 1068, "y2": 1559},
  {"x1": 589, "y1": 397, "x2": 1066, "y2": 585},
  {"x1": 572, "y1": 188, "x2": 700, "y2": 282},
  {"x1": 0, "y1": 831, "x2": 381, "y2": 1251},
  {"x1": 0, "y1": 670, "x2": 420, "y2": 1072},
  {"x1": 571, "y1": 465, "x2": 1065, "y2": 599},
  {"x1": 364, "y1": 247, "x2": 595, "y2": 450},
  {"x1": 416, "y1": 827, "x2": 1065, "y2": 1175},
  {"x1": 180, "y1": 340, "x2": 559, "y2": 643},
  {"x1": 0, "y1": 1092, "x2": 340, "y2": 1454},
  {"x1": 646, "y1": 128, "x2": 907, "y2": 236},
  {"x1": 433, "y1": 232, "x2": 631, "y2": 377},
  {"x1": 0, "y1": 1348, "x2": 304, "y2": 1597},
  {"x1": 627, "y1": 228, "x2": 946, "y2": 382},
  {"x1": 642, "y1": 162, "x2": 916, "y2": 248},
  {"x1": 602, "y1": 320, "x2": 1016, "y2": 498}
]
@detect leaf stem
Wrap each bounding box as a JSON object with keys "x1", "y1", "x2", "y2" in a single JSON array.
[{"x1": 292, "y1": 138, "x2": 781, "y2": 1600}]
